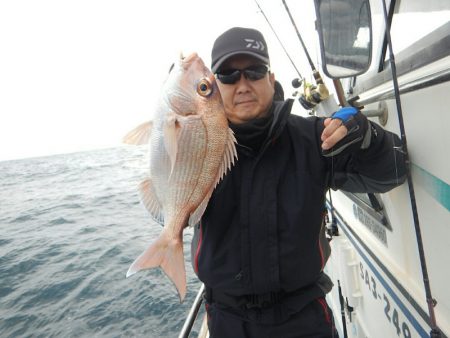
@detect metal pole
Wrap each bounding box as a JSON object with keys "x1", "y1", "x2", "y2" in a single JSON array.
[
  {"x1": 380, "y1": 0, "x2": 441, "y2": 336},
  {"x1": 178, "y1": 284, "x2": 205, "y2": 338},
  {"x1": 337, "y1": 281, "x2": 348, "y2": 338}
]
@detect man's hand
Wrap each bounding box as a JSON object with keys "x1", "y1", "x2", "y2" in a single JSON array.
[
  {"x1": 321, "y1": 107, "x2": 371, "y2": 157},
  {"x1": 321, "y1": 117, "x2": 347, "y2": 150}
]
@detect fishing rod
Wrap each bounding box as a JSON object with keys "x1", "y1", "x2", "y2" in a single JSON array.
[
  {"x1": 281, "y1": 0, "x2": 323, "y2": 85},
  {"x1": 253, "y1": 0, "x2": 303, "y2": 80},
  {"x1": 281, "y1": 0, "x2": 346, "y2": 113},
  {"x1": 380, "y1": 0, "x2": 441, "y2": 336}
]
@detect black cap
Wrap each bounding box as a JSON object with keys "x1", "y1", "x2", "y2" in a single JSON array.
[{"x1": 211, "y1": 27, "x2": 270, "y2": 73}]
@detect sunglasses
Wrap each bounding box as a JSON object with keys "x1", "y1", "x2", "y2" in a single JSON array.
[{"x1": 216, "y1": 65, "x2": 269, "y2": 85}]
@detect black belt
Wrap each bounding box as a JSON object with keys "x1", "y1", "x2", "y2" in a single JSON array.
[
  {"x1": 204, "y1": 284, "x2": 325, "y2": 324},
  {"x1": 205, "y1": 287, "x2": 285, "y2": 309}
]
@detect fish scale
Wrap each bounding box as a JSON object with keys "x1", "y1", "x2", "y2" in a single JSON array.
[{"x1": 163, "y1": 118, "x2": 207, "y2": 219}]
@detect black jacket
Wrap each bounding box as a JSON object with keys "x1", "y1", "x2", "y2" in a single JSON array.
[{"x1": 191, "y1": 99, "x2": 406, "y2": 302}]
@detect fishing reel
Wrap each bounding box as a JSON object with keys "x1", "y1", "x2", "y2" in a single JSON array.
[
  {"x1": 292, "y1": 77, "x2": 330, "y2": 110},
  {"x1": 292, "y1": 77, "x2": 338, "y2": 117}
]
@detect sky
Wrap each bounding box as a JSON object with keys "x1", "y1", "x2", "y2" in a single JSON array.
[{"x1": 0, "y1": 0, "x2": 319, "y2": 162}]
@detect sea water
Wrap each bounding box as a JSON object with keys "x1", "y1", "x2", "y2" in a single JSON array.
[{"x1": 0, "y1": 146, "x2": 204, "y2": 338}]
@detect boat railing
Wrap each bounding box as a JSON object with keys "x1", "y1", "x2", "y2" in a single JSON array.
[{"x1": 178, "y1": 283, "x2": 206, "y2": 338}]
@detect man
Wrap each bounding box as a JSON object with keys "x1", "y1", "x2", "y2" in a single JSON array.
[{"x1": 191, "y1": 27, "x2": 406, "y2": 338}]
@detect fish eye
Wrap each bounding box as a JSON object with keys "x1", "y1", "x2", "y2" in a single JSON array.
[{"x1": 197, "y1": 79, "x2": 212, "y2": 97}]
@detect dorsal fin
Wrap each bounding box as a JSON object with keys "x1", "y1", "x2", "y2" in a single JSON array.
[{"x1": 216, "y1": 128, "x2": 237, "y2": 186}]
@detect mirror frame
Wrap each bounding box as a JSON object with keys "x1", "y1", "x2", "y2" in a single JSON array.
[{"x1": 314, "y1": 0, "x2": 373, "y2": 79}]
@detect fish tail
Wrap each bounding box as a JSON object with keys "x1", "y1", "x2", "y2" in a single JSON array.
[{"x1": 126, "y1": 231, "x2": 187, "y2": 302}]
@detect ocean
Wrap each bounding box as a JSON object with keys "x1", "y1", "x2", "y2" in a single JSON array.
[{"x1": 0, "y1": 146, "x2": 204, "y2": 338}]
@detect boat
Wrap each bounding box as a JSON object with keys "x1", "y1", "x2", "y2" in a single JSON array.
[{"x1": 180, "y1": 0, "x2": 450, "y2": 337}]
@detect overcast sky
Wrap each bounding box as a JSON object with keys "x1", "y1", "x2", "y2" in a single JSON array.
[{"x1": 0, "y1": 0, "x2": 318, "y2": 161}]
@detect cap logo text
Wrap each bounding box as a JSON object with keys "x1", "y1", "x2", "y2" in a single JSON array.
[{"x1": 244, "y1": 39, "x2": 265, "y2": 51}]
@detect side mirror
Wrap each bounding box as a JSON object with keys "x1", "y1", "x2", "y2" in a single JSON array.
[{"x1": 314, "y1": 0, "x2": 372, "y2": 78}]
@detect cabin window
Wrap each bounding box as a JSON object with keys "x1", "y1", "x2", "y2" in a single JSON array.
[{"x1": 388, "y1": 0, "x2": 450, "y2": 57}]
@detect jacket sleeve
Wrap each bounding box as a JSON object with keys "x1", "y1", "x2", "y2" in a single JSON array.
[{"x1": 318, "y1": 119, "x2": 407, "y2": 193}]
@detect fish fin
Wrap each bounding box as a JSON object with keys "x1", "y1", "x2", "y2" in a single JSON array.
[
  {"x1": 188, "y1": 191, "x2": 212, "y2": 227},
  {"x1": 123, "y1": 121, "x2": 153, "y2": 145},
  {"x1": 163, "y1": 116, "x2": 180, "y2": 177},
  {"x1": 126, "y1": 231, "x2": 187, "y2": 302},
  {"x1": 215, "y1": 128, "x2": 238, "y2": 186},
  {"x1": 188, "y1": 129, "x2": 237, "y2": 227},
  {"x1": 139, "y1": 178, "x2": 164, "y2": 225}
]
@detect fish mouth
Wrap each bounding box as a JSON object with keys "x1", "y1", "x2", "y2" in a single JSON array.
[
  {"x1": 180, "y1": 53, "x2": 202, "y2": 71},
  {"x1": 182, "y1": 52, "x2": 199, "y2": 63}
]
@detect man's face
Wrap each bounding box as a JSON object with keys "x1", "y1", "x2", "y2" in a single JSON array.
[{"x1": 216, "y1": 55, "x2": 275, "y2": 124}]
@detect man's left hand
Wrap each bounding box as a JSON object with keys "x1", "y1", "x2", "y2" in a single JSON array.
[
  {"x1": 321, "y1": 107, "x2": 371, "y2": 157},
  {"x1": 321, "y1": 117, "x2": 348, "y2": 150}
]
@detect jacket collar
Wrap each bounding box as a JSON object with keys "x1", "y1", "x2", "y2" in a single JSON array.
[
  {"x1": 268, "y1": 99, "x2": 294, "y2": 141},
  {"x1": 232, "y1": 99, "x2": 294, "y2": 156}
]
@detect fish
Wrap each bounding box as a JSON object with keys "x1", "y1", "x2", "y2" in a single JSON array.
[{"x1": 123, "y1": 53, "x2": 237, "y2": 302}]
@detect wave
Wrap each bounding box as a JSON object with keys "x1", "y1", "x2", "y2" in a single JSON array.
[{"x1": 0, "y1": 146, "x2": 202, "y2": 338}]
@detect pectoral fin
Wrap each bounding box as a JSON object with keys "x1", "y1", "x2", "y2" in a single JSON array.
[
  {"x1": 163, "y1": 115, "x2": 180, "y2": 177},
  {"x1": 123, "y1": 121, "x2": 153, "y2": 145}
]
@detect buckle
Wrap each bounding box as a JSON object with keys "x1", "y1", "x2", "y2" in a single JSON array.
[{"x1": 245, "y1": 291, "x2": 282, "y2": 309}]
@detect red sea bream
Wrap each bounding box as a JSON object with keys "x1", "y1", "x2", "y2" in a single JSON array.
[{"x1": 124, "y1": 53, "x2": 237, "y2": 301}]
